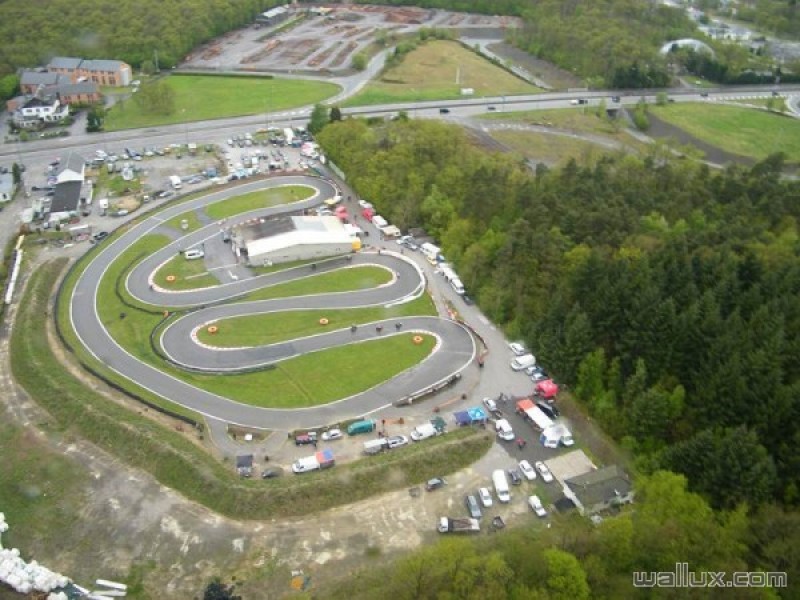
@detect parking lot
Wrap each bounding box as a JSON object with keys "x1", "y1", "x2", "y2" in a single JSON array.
[{"x1": 183, "y1": 6, "x2": 519, "y2": 74}]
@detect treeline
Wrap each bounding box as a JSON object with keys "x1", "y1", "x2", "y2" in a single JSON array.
[
  {"x1": 507, "y1": 0, "x2": 695, "y2": 88},
  {"x1": 317, "y1": 117, "x2": 800, "y2": 509},
  {"x1": 330, "y1": 0, "x2": 526, "y2": 16},
  {"x1": 321, "y1": 472, "x2": 799, "y2": 599},
  {"x1": 728, "y1": 0, "x2": 800, "y2": 39},
  {"x1": 0, "y1": 0, "x2": 280, "y2": 75}
]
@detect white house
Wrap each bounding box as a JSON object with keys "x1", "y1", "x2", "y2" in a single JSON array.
[{"x1": 12, "y1": 94, "x2": 69, "y2": 128}]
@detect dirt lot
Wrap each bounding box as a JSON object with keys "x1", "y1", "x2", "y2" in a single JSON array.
[{"x1": 183, "y1": 5, "x2": 520, "y2": 75}]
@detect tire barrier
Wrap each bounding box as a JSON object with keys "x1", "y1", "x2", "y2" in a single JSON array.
[
  {"x1": 207, "y1": 325, "x2": 218, "y2": 334},
  {"x1": 413, "y1": 335, "x2": 424, "y2": 345},
  {"x1": 319, "y1": 318, "x2": 329, "y2": 326},
  {"x1": 166, "y1": 275, "x2": 176, "y2": 283}
]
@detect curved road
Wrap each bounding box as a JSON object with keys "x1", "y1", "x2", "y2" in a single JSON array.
[{"x1": 70, "y1": 175, "x2": 475, "y2": 429}]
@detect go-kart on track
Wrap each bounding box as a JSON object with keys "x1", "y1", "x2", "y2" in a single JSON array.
[{"x1": 70, "y1": 175, "x2": 476, "y2": 430}]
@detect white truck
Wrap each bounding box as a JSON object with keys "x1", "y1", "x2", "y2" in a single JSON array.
[
  {"x1": 169, "y1": 175, "x2": 182, "y2": 190},
  {"x1": 97, "y1": 198, "x2": 109, "y2": 216},
  {"x1": 410, "y1": 422, "x2": 440, "y2": 441},
  {"x1": 291, "y1": 449, "x2": 335, "y2": 474},
  {"x1": 495, "y1": 419, "x2": 515, "y2": 441},
  {"x1": 492, "y1": 469, "x2": 511, "y2": 503},
  {"x1": 526, "y1": 407, "x2": 554, "y2": 431},
  {"x1": 420, "y1": 242, "x2": 441, "y2": 265},
  {"x1": 511, "y1": 353, "x2": 536, "y2": 371},
  {"x1": 284, "y1": 127, "x2": 294, "y2": 146},
  {"x1": 438, "y1": 517, "x2": 480, "y2": 534}
]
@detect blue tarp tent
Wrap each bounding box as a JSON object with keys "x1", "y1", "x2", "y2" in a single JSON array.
[
  {"x1": 454, "y1": 411, "x2": 471, "y2": 426},
  {"x1": 468, "y1": 407, "x2": 487, "y2": 423}
]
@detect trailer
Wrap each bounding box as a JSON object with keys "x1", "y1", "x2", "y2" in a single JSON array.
[
  {"x1": 437, "y1": 517, "x2": 480, "y2": 534},
  {"x1": 284, "y1": 128, "x2": 294, "y2": 146}
]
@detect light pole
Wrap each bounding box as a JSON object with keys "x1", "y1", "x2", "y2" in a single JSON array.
[{"x1": 182, "y1": 109, "x2": 188, "y2": 147}]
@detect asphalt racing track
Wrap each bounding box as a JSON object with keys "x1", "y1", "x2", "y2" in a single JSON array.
[{"x1": 70, "y1": 175, "x2": 476, "y2": 429}]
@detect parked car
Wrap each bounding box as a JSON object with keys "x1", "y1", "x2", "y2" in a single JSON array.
[
  {"x1": 261, "y1": 467, "x2": 282, "y2": 479},
  {"x1": 509, "y1": 342, "x2": 528, "y2": 356},
  {"x1": 93, "y1": 231, "x2": 109, "y2": 242},
  {"x1": 462, "y1": 295, "x2": 474, "y2": 306},
  {"x1": 487, "y1": 105, "x2": 496, "y2": 111},
  {"x1": 528, "y1": 495, "x2": 547, "y2": 517},
  {"x1": 535, "y1": 461, "x2": 554, "y2": 483},
  {"x1": 425, "y1": 477, "x2": 447, "y2": 491},
  {"x1": 294, "y1": 432, "x2": 318, "y2": 446},
  {"x1": 478, "y1": 487, "x2": 493, "y2": 508},
  {"x1": 507, "y1": 469, "x2": 522, "y2": 486},
  {"x1": 482, "y1": 397, "x2": 498, "y2": 412},
  {"x1": 387, "y1": 435, "x2": 409, "y2": 449},
  {"x1": 439, "y1": 107, "x2": 450, "y2": 114},
  {"x1": 321, "y1": 428, "x2": 342, "y2": 441},
  {"x1": 358, "y1": 200, "x2": 373, "y2": 209},
  {"x1": 465, "y1": 494, "x2": 482, "y2": 519},
  {"x1": 536, "y1": 400, "x2": 560, "y2": 419},
  {"x1": 519, "y1": 460, "x2": 537, "y2": 481}
]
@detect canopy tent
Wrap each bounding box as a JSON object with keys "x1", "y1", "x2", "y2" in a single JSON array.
[
  {"x1": 536, "y1": 379, "x2": 559, "y2": 399},
  {"x1": 453, "y1": 411, "x2": 471, "y2": 426},
  {"x1": 468, "y1": 406, "x2": 487, "y2": 423}
]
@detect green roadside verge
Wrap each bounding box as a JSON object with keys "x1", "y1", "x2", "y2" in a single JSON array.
[{"x1": 13, "y1": 261, "x2": 492, "y2": 519}]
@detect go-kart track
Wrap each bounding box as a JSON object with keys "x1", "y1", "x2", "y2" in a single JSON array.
[{"x1": 69, "y1": 175, "x2": 476, "y2": 430}]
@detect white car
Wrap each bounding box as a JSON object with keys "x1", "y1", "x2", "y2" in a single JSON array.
[
  {"x1": 535, "y1": 461, "x2": 554, "y2": 483},
  {"x1": 321, "y1": 428, "x2": 342, "y2": 441},
  {"x1": 509, "y1": 342, "x2": 527, "y2": 356},
  {"x1": 183, "y1": 249, "x2": 205, "y2": 260},
  {"x1": 482, "y1": 397, "x2": 497, "y2": 412},
  {"x1": 478, "y1": 487, "x2": 493, "y2": 508},
  {"x1": 358, "y1": 200, "x2": 373, "y2": 209},
  {"x1": 387, "y1": 435, "x2": 409, "y2": 449},
  {"x1": 528, "y1": 495, "x2": 547, "y2": 517},
  {"x1": 519, "y1": 460, "x2": 537, "y2": 481}
]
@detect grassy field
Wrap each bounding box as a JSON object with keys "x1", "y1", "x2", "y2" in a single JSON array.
[
  {"x1": 187, "y1": 333, "x2": 436, "y2": 408},
  {"x1": 345, "y1": 40, "x2": 540, "y2": 107},
  {"x1": 104, "y1": 75, "x2": 340, "y2": 130},
  {"x1": 164, "y1": 210, "x2": 204, "y2": 232},
  {"x1": 240, "y1": 265, "x2": 392, "y2": 302},
  {"x1": 0, "y1": 422, "x2": 89, "y2": 554},
  {"x1": 651, "y1": 102, "x2": 800, "y2": 163},
  {"x1": 197, "y1": 294, "x2": 436, "y2": 347},
  {"x1": 153, "y1": 253, "x2": 219, "y2": 290},
  {"x1": 37, "y1": 258, "x2": 493, "y2": 523},
  {"x1": 491, "y1": 130, "x2": 618, "y2": 166},
  {"x1": 205, "y1": 185, "x2": 314, "y2": 220},
  {"x1": 725, "y1": 97, "x2": 789, "y2": 112},
  {"x1": 482, "y1": 106, "x2": 624, "y2": 137}
]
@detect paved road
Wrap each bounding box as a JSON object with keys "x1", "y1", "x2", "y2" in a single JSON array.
[{"x1": 70, "y1": 175, "x2": 475, "y2": 429}]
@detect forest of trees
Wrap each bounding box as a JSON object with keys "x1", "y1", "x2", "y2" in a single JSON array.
[
  {"x1": 717, "y1": 0, "x2": 800, "y2": 39},
  {"x1": 317, "y1": 117, "x2": 800, "y2": 509},
  {"x1": 0, "y1": 0, "x2": 281, "y2": 75},
  {"x1": 315, "y1": 112, "x2": 800, "y2": 597},
  {"x1": 321, "y1": 472, "x2": 799, "y2": 598}
]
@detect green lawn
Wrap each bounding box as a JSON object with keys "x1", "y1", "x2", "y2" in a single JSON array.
[
  {"x1": 188, "y1": 334, "x2": 436, "y2": 408},
  {"x1": 491, "y1": 130, "x2": 620, "y2": 165},
  {"x1": 164, "y1": 210, "x2": 204, "y2": 233},
  {"x1": 153, "y1": 253, "x2": 219, "y2": 290},
  {"x1": 241, "y1": 265, "x2": 392, "y2": 302},
  {"x1": 104, "y1": 75, "x2": 340, "y2": 130},
  {"x1": 726, "y1": 97, "x2": 788, "y2": 112},
  {"x1": 198, "y1": 294, "x2": 435, "y2": 347},
  {"x1": 482, "y1": 106, "x2": 624, "y2": 137},
  {"x1": 205, "y1": 185, "x2": 315, "y2": 220},
  {"x1": 345, "y1": 40, "x2": 540, "y2": 107},
  {"x1": 651, "y1": 102, "x2": 800, "y2": 163}
]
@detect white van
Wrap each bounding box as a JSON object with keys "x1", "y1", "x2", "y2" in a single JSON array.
[
  {"x1": 492, "y1": 469, "x2": 511, "y2": 503},
  {"x1": 450, "y1": 277, "x2": 465, "y2": 295},
  {"x1": 169, "y1": 175, "x2": 182, "y2": 190},
  {"x1": 363, "y1": 438, "x2": 388, "y2": 455},
  {"x1": 372, "y1": 215, "x2": 388, "y2": 228},
  {"x1": 183, "y1": 249, "x2": 205, "y2": 260},
  {"x1": 511, "y1": 354, "x2": 536, "y2": 371},
  {"x1": 495, "y1": 419, "x2": 515, "y2": 441}
]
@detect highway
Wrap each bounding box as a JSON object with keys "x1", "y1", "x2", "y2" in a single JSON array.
[{"x1": 69, "y1": 175, "x2": 475, "y2": 429}]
